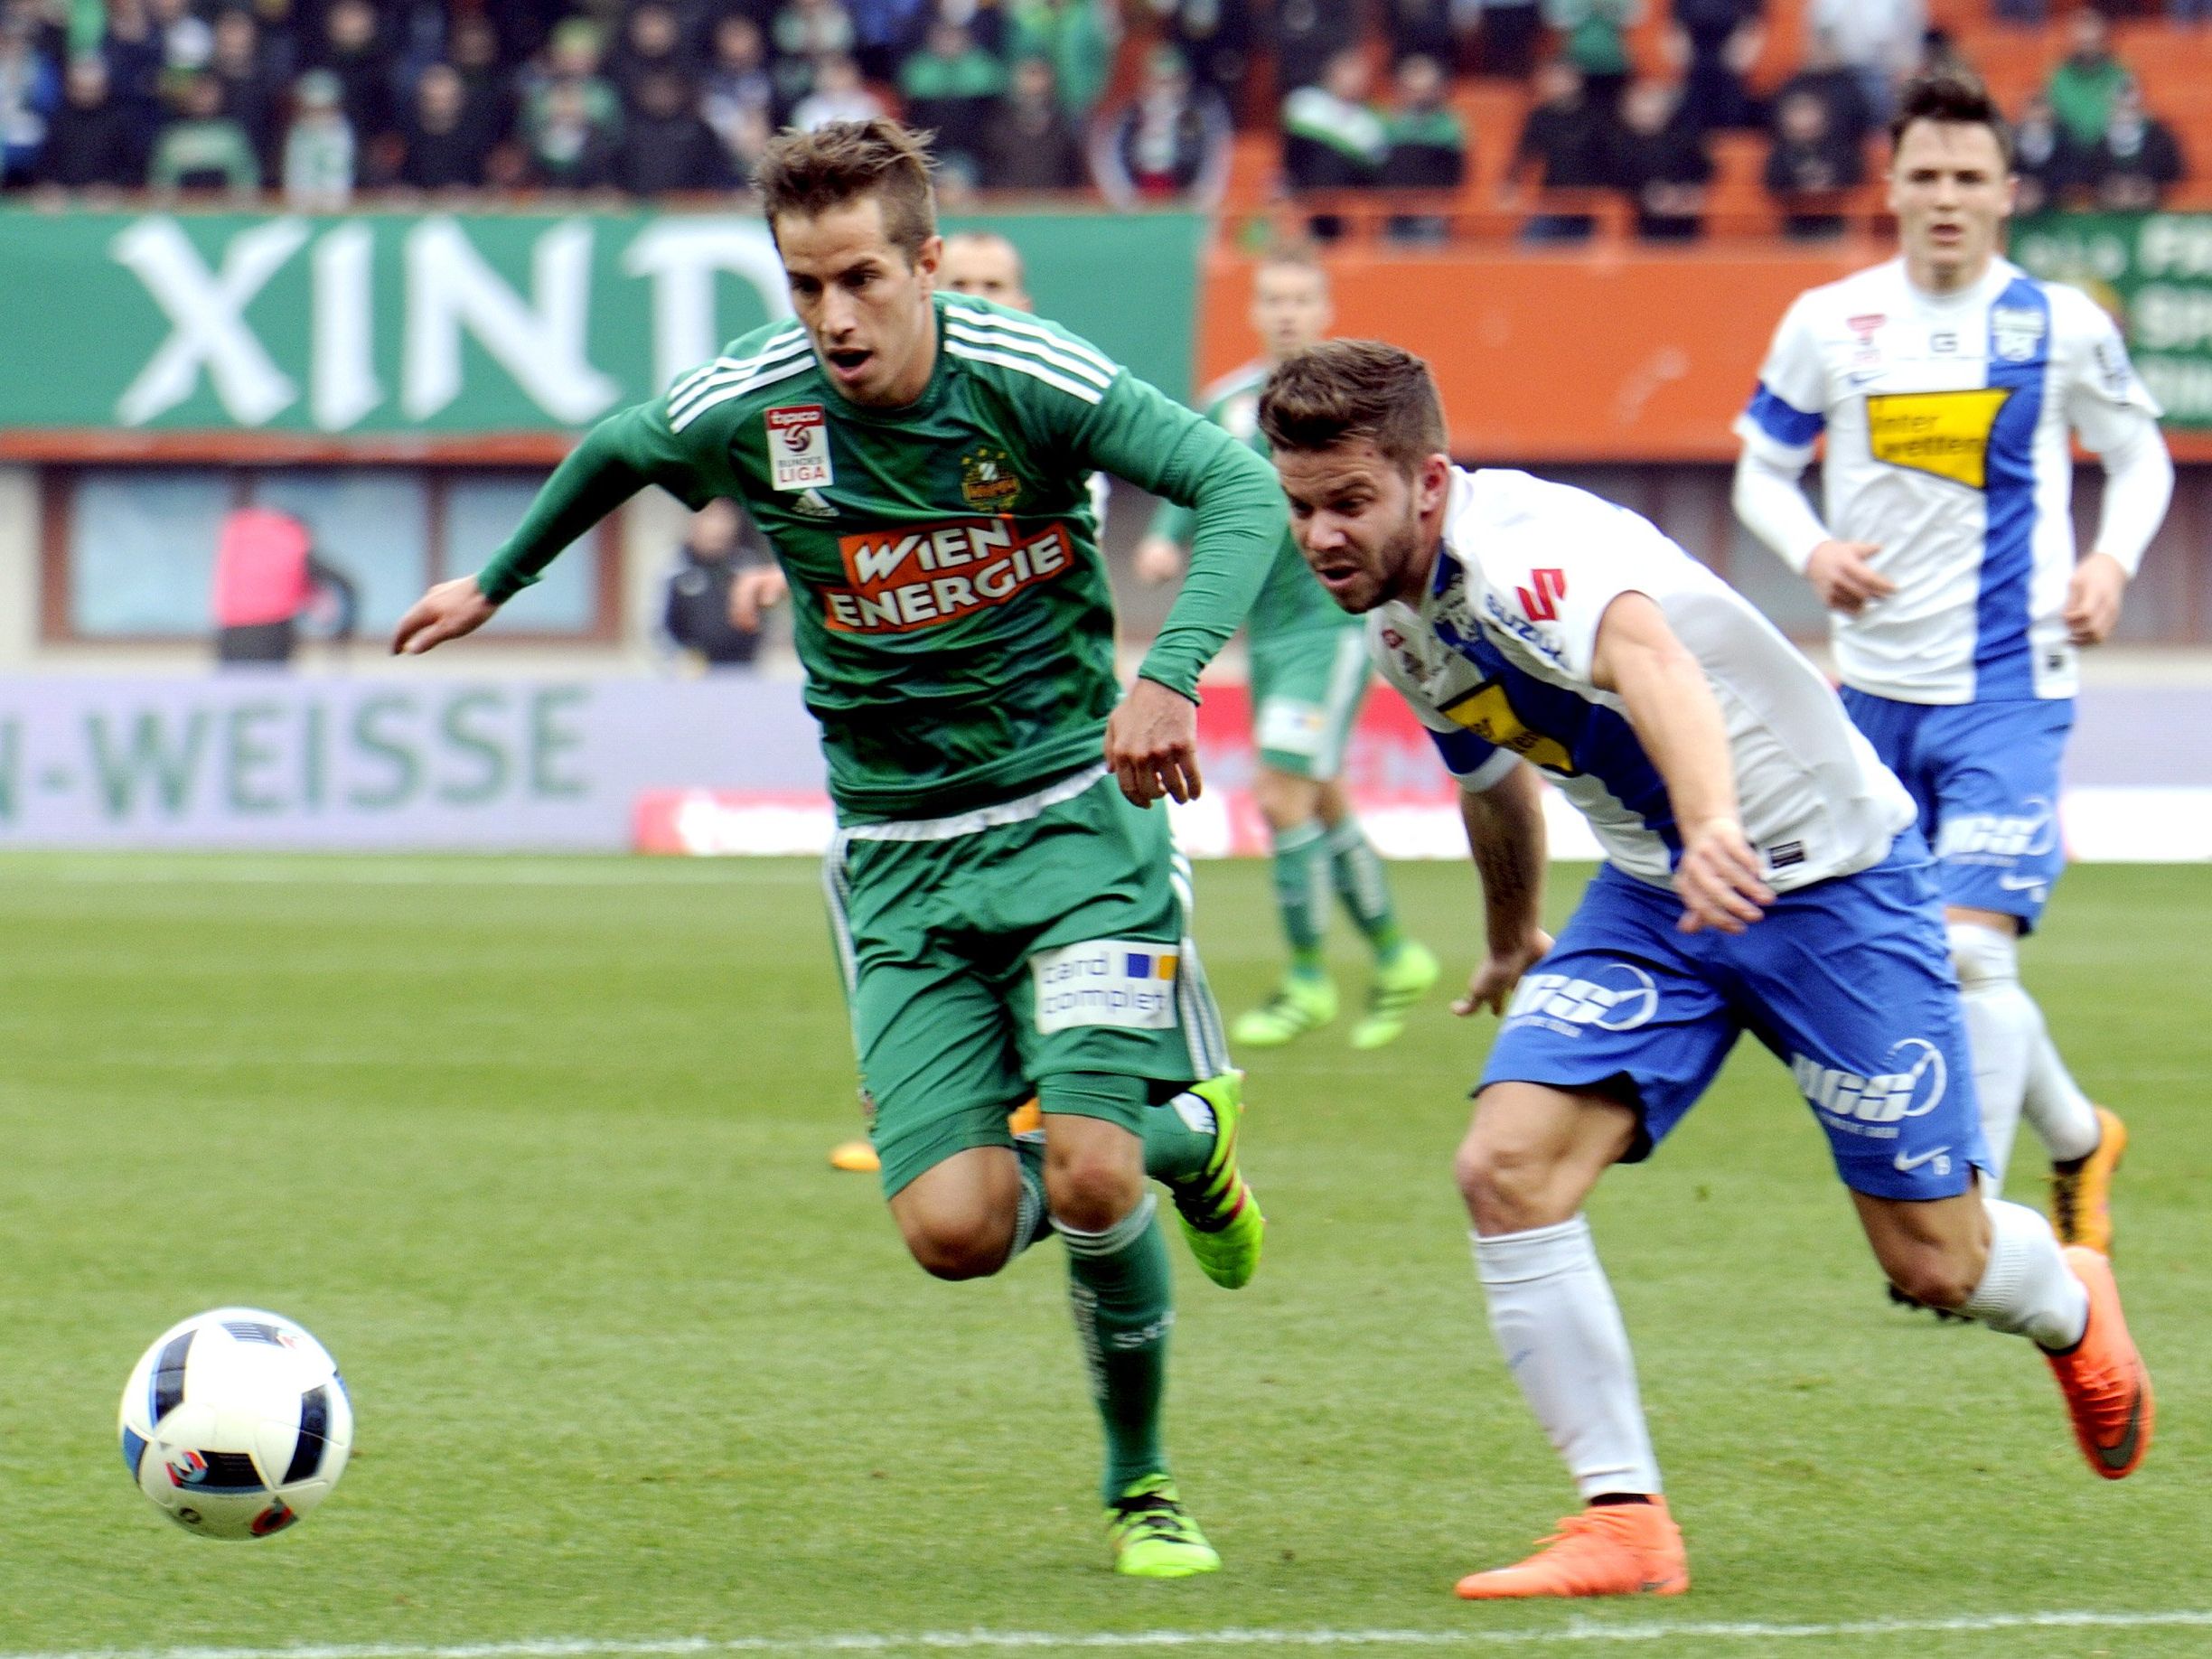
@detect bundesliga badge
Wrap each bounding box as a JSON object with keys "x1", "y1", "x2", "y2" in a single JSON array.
[{"x1": 767, "y1": 406, "x2": 833, "y2": 491}]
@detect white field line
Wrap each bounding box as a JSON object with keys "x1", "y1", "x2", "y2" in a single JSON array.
[
  {"x1": 31, "y1": 861, "x2": 810, "y2": 887},
  {"x1": 12, "y1": 1611, "x2": 2212, "y2": 1659}
]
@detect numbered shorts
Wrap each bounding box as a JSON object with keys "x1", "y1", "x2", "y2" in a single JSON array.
[
  {"x1": 1476, "y1": 839, "x2": 1989, "y2": 1202},
  {"x1": 1250, "y1": 629, "x2": 1372, "y2": 782},
  {"x1": 823, "y1": 765, "x2": 1232, "y2": 1197},
  {"x1": 1842, "y1": 689, "x2": 2073, "y2": 932}
]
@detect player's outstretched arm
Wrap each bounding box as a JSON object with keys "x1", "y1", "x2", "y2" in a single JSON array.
[
  {"x1": 394, "y1": 405, "x2": 676, "y2": 657},
  {"x1": 1589, "y1": 592, "x2": 1773, "y2": 935},
  {"x1": 1453, "y1": 760, "x2": 1553, "y2": 1017}
]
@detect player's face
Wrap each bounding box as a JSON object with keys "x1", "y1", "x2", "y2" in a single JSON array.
[
  {"x1": 1251, "y1": 266, "x2": 1332, "y2": 363},
  {"x1": 940, "y1": 239, "x2": 1031, "y2": 311},
  {"x1": 776, "y1": 195, "x2": 943, "y2": 408},
  {"x1": 1275, "y1": 440, "x2": 1450, "y2": 614},
  {"x1": 1889, "y1": 120, "x2": 2016, "y2": 290}
]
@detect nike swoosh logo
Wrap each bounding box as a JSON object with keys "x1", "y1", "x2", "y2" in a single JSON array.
[
  {"x1": 1894, "y1": 1147, "x2": 1950, "y2": 1173},
  {"x1": 2096, "y1": 1373, "x2": 2144, "y2": 1472},
  {"x1": 1997, "y1": 874, "x2": 2048, "y2": 891}
]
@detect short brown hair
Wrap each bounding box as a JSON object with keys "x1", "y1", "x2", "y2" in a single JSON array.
[
  {"x1": 1258, "y1": 340, "x2": 1448, "y2": 475},
  {"x1": 1889, "y1": 73, "x2": 2013, "y2": 169},
  {"x1": 755, "y1": 117, "x2": 939, "y2": 261}
]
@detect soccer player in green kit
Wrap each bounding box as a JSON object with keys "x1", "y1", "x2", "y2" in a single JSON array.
[
  {"x1": 391, "y1": 121, "x2": 1277, "y2": 1579},
  {"x1": 1136, "y1": 248, "x2": 1437, "y2": 1051}
]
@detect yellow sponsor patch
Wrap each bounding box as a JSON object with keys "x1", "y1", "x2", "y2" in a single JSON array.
[
  {"x1": 1865, "y1": 388, "x2": 2013, "y2": 490},
  {"x1": 1439, "y1": 680, "x2": 1576, "y2": 775}
]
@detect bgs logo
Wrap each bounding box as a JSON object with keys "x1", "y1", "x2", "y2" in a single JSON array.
[
  {"x1": 1936, "y1": 800, "x2": 2056, "y2": 863},
  {"x1": 1792, "y1": 1037, "x2": 1947, "y2": 1127},
  {"x1": 1504, "y1": 964, "x2": 1658, "y2": 1036}
]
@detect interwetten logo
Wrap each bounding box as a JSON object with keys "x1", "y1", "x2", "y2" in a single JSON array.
[
  {"x1": 1504, "y1": 964, "x2": 1658, "y2": 1036},
  {"x1": 1792, "y1": 1037, "x2": 1947, "y2": 1134},
  {"x1": 822, "y1": 519, "x2": 1073, "y2": 634}
]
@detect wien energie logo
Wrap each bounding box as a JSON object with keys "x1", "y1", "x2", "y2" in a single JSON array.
[{"x1": 822, "y1": 520, "x2": 1073, "y2": 634}]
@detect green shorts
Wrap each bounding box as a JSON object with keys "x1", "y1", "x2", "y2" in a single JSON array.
[
  {"x1": 822, "y1": 764, "x2": 1232, "y2": 1196},
  {"x1": 1250, "y1": 628, "x2": 1371, "y2": 782}
]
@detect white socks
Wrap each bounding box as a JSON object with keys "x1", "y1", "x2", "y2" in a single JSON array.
[
  {"x1": 1948, "y1": 923, "x2": 2101, "y2": 1184},
  {"x1": 2025, "y1": 1028, "x2": 2104, "y2": 1164},
  {"x1": 1961, "y1": 1198, "x2": 2090, "y2": 1351},
  {"x1": 1473, "y1": 1215, "x2": 1662, "y2": 1500},
  {"x1": 1948, "y1": 923, "x2": 2036, "y2": 1187}
]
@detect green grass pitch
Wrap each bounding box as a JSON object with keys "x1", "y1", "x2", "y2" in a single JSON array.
[{"x1": 0, "y1": 853, "x2": 2206, "y2": 1656}]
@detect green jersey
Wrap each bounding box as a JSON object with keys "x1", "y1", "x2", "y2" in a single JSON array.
[
  {"x1": 1148, "y1": 361, "x2": 1359, "y2": 644},
  {"x1": 479, "y1": 294, "x2": 1282, "y2": 823}
]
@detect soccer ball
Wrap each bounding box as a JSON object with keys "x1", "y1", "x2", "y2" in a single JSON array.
[{"x1": 117, "y1": 1307, "x2": 353, "y2": 1541}]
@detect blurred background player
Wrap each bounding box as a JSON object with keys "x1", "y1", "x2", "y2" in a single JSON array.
[
  {"x1": 1732, "y1": 75, "x2": 2172, "y2": 1263},
  {"x1": 1262, "y1": 339, "x2": 2151, "y2": 1600},
  {"x1": 662, "y1": 499, "x2": 769, "y2": 670},
  {"x1": 393, "y1": 121, "x2": 1276, "y2": 1578},
  {"x1": 1135, "y1": 248, "x2": 1436, "y2": 1051}
]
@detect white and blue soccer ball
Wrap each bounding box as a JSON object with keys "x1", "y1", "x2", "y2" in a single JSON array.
[{"x1": 117, "y1": 1307, "x2": 353, "y2": 1541}]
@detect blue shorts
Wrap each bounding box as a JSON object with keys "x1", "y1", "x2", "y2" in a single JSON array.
[
  {"x1": 1840, "y1": 689, "x2": 2072, "y2": 931},
  {"x1": 1478, "y1": 842, "x2": 1989, "y2": 1201}
]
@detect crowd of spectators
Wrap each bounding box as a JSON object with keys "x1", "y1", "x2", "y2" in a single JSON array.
[
  {"x1": 0, "y1": 0, "x2": 1120, "y2": 202},
  {"x1": 0, "y1": 0, "x2": 2197, "y2": 236},
  {"x1": 1272, "y1": 0, "x2": 2198, "y2": 243}
]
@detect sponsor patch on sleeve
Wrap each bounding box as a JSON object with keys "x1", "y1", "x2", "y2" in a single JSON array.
[{"x1": 1031, "y1": 939, "x2": 1181, "y2": 1033}]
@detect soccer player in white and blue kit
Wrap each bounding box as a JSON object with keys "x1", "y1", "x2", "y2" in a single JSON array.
[
  {"x1": 1260, "y1": 339, "x2": 2152, "y2": 1600},
  {"x1": 1733, "y1": 76, "x2": 2172, "y2": 1256}
]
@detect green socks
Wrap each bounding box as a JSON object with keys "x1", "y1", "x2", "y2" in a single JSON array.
[
  {"x1": 1141, "y1": 1088, "x2": 1218, "y2": 1186},
  {"x1": 1325, "y1": 818, "x2": 1404, "y2": 956},
  {"x1": 1270, "y1": 820, "x2": 1330, "y2": 960},
  {"x1": 1058, "y1": 1192, "x2": 1176, "y2": 1500}
]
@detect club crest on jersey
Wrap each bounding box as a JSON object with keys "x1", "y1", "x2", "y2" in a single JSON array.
[
  {"x1": 959, "y1": 445, "x2": 1022, "y2": 511},
  {"x1": 766, "y1": 406, "x2": 833, "y2": 491},
  {"x1": 1992, "y1": 305, "x2": 2048, "y2": 364}
]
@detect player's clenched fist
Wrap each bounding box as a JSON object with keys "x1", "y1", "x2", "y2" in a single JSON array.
[
  {"x1": 391, "y1": 576, "x2": 499, "y2": 655},
  {"x1": 1106, "y1": 678, "x2": 1203, "y2": 806},
  {"x1": 1804, "y1": 539, "x2": 1894, "y2": 616},
  {"x1": 730, "y1": 566, "x2": 790, "y2": 632}
]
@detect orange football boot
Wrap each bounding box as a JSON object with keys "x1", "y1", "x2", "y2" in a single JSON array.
[
  {"x1": 1456, "y1": 1499, "x2": 1688, "y2": 1599},
  {"x1": 2046, "y1": 1245, "x2": 2152, "y2": 1479},
  {"x1": 2048, "y1": 1106, "x2": 2126, "y2": 1257},
  {"x1": 1007, "y1": 1097, "x2": 1043, "y2": 1136}
]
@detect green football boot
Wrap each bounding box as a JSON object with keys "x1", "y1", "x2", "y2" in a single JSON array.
[
  {"x1": 1349, "y1": 940, "x2": 1440, "y2": 1051},
  {"x1": 1232, "y1": 970, "x2": 1337, "y2": 1047},
  {"x1": 1106, "y1": 1475, "x2": 1221, "y2": 1578},
  {"x1": 1166, "y1": 1071, "x2": 1264, "y2": 1290}
]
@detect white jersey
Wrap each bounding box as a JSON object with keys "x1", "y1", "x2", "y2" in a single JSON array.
[
  {"x1": 1736, "y1": 257, "x2": 2160, "y2": 704},
  {"x1": 1375, "y1": 468, "x2": 1913, "y2": 893}
]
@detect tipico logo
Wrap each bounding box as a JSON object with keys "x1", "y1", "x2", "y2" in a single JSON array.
[{"x1": 1792, "y1": 1038, "x2": 1947, "y2": 1125}]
